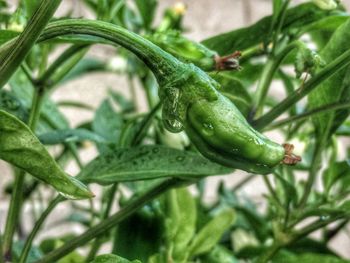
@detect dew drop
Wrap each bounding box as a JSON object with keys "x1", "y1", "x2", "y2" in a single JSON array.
[
  {"x1": 201, "y1": 123, "x2": 214, "y2": 136},
  {"x1": 161, "y1": 88, "x2": 184, "y2": 133},
  {"x1": 163, "y1": 118, "x2": 184, "y2": 133},
  {"x1": 176, "y1": 156, "x2": 185, "y2": 162}
]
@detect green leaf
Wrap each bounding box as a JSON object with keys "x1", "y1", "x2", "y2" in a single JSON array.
[
  {"x1": 323, "y1": 160, "x2": 350, "y2": 192},
  {"x1": 78, "y1": 145, "x2": 232, "y2": 185},
  {"x1": 89, "y1": 254, "x2": 141, "y2": 263},
  {"x1": 108, "y1": 89, "x2": 135, "y2": 113},
  {"x1": 0, "y1": 29, "x2": 19, "y2": 46},
  {"x1": 12, "y1": 240, "x2": 43, "y2": 263},
  {"x1": 0, "y1": 110, "x2": 93, "y2": 199},
  {"x1": 9, "y1": 70, "x2": 69, "y2": 130},
  {"x1": 92, "y1": 99, "x2": 123, "y2": 151},
  {"x1": 202, "y1": 3, "x2": 335, "y2": 55},
  {"x1": 301, "y1": 14, "x2": 349, "y2": 33},
  {"x1": 135, "y1": 0, "x2": 157, "y2": 29},
  {"x1": 114, "y1": 208, "x2": 162, "y2": 262},
  {"x1": 308, "y1": 18, "x2": 350, "y2": 139},
  {"x1": 0, "y1": 89, "x2": 28, "y2": 121},
  {"x1": 164, "y1": 188, "x2": 197, "y2": 261},
  {"x1": 188, "y1": 208, "x2": 235, "y2": 257},
  {"x1": 38, "y1": 128, "x2": 108, "y2": 145}
]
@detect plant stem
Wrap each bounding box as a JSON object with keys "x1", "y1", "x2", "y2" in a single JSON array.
[
  {"x1": 0, "y1": 231, "x2": 4, "y2": 263},
  {"x1": 256, "y1": 242, "x2": 281, "y2": 263},
  {"x1": 264, "y1": 101, "x2": 350, "y2": 131},
  {"x1": 232, "y1": 174, "x2": 255, "y2": 191},
  {"x1": 85, "y1": 184, "x2": 118, "y2": 262},
  {"x1": 271, "y1": 0, "x2": 290, "y2": 55},
  {"x1": 250, "y1": 42, "x2": 297, "y2": 119},
  {"x1": 37, "y1": 19, "x2": 180, "y2": 85},
  {"x1": 298, "y1": 134, "x2": 326, "y2": 209},
  {"x1": 290, "y1": 215, "x2": 347, "y2": 243},
  {"x1": 0, "y1": 0, "x2": 62, "y2": 89},
  {"x1": 37, "y1": 44, "x2": 89, "y2": 87},
  {"x1": 18, "y1": 196, "x2": 63, "y2": 263},
  {"x1": 34, "y1": 178, "x2": 181, "y2": 263},
  {"x1": 253, "y1": 48, "x2": 350, "y2": 129},
  {"x1": 257, "y1": 214, "x2": 348, "y2": 263}
]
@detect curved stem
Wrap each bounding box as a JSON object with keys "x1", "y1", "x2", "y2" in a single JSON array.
[
  {"x1": 18, "y1": 196, "x2": 63, "y2": 263},
  {"x1": 264, "y1": 101, "x2": 350, "y2": 131},
  {"x1": 0, "y1": 0, "x2": 62, "y2": 89},
  {"x1": 34, "y1": 178, "x2": 181, "y2": 263},
  {"x1": 38, "y1": 19, "x2": 180, "y2": 85},
  {"x1": 253, "y1": 48, "x2": 350, "y2": 129}
]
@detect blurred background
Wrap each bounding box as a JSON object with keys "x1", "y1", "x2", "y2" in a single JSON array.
[{"x1": 1, "y1": 0, "x2": 350, "y2": 259}]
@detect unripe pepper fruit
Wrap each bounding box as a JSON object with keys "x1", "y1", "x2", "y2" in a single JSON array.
[{"x1": 36, "y1": 20, "x2": 301, "y2": 174}]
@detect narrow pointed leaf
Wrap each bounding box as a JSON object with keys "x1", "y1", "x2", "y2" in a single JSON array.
[
  {"x1": 78, "y1": 145, "x2": 232, "y2": 185},
  {"x1": 308, "y1": 18, "x2": 350, "y2": 138}
]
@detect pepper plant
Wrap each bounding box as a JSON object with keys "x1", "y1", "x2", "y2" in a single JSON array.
[{"x1": 0, "y1": 0, "x2": 350, "y2": 262}]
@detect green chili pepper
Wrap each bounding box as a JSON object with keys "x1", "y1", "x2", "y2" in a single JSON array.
[
  {"x1": 0, "y1": 110, "x2": 93, "y2": 199},
  {"x1": 34, "y1": 19, "x2": 301, "y2": 174},
  {"x1": 158, "y1": 63, "x2": 290, "y2": 173}
]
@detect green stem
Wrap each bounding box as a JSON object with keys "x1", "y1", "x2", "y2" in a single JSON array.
[
  {"x1": 263, "y1": 175, "x2": 283, "y2": 209},
  {"x1": 256, "y1": 242, "x2": 281, "y2": 263},
  {"x1": 0, "y1": 231, "x2": 4, "y2": 263},
  {"x1": 253, "y1": 48, "x2": 350, "y2": 129},
  {"x1": 250, "y1": 42, "x2": 298, "y2": 118},
  {"x1": 298, "y1": 140, "x2": 324, "y2": 209},
  {"x1": 271, "y1": 0, "x2": 290, "y2": 55},
  {"x1": 290, "y1": 215, "x2": 347, "y2": 243},
  {"x1": 257, "y1": 214, "x2": 347, "y2": 263},
  {"x1": 34, "y1": 178, "x2": 181, "y2": 263},
  {"x1": 3, "y1": 169, "x2": 25, "y2": 255},
  {"x1": 37, "y1": 19, "x2": 180, "y2": 85},
  {"x1": 18, "y1": 196, "x2": 63, "y2": 263},
  {"x1": 232, "y1": 174, "x2": 255, "y2": 191},
  {"x1": 3, "y1": 85, "x2": 45, "y2": 255},
  {"x1": 0, "y1": 0, "x2": 62, "y2": 89},
  {"x1": 264, "y1": 101, "x2": 350, "y2": 131},
  {"x1": 37, "y1": 44, "x2": 89, "y2": 87},
  {"x1": 85, "y1": 184, "x2": 118, "y2": 262}
]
